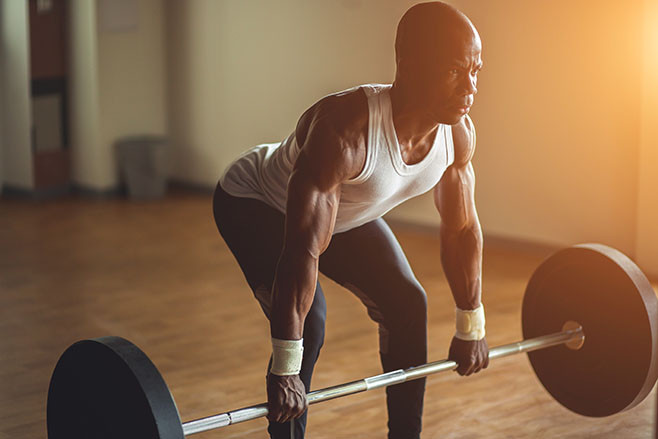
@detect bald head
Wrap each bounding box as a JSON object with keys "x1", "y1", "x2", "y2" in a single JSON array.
[
  {"x1": 393, "y1": 2, "x2": 483, "y2": 124},
  {"x1": 395, "y1": 2, "x2": 479, "y2": 68}
]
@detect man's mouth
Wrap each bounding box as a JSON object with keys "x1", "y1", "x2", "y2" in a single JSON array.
[{"x1": 449, "y1": 100, "x2": 473, "y2": 114}]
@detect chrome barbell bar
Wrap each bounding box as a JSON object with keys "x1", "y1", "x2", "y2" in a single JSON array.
[{"x1": 182, "y1": 325, "x2": 584, "y2": 436}]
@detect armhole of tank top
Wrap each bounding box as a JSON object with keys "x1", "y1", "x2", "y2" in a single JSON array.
[
  {"x1": 344, "y1": 85, "x2": 378, "y2": 185},
  {"x1": 218, "y1": 144, "x2": 257, "y2": 189},
  {"x1": 446, "y1": 117, "x2": 476, "y2": 167},
  {"x1": 465, "y1": 116, "x2": 476, "y2": 163},
  {"x1": 445, "y1": 124, "x2": 456, "y2": 167}
]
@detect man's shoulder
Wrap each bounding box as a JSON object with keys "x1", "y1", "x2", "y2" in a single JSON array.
[
  {"x1": 292, "y1": 86, "x2": 370, "y2": 183},
  {"x1": 295, "y1": 86, "x2": 369, "y2": 145},
  {"x1": 450, "y1": 114, "x2": 476, "y2": 166}
]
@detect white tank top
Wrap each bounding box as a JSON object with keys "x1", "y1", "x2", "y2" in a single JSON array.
[{"x1": 219, "y1": 84, "x2": 455, "y2": 234}]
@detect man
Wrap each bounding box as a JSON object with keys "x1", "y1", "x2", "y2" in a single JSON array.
[{"x1": 213, "y1": 2, "x2": 488, "y2": 438}]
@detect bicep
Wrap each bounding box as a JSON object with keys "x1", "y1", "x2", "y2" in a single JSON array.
[{"x1": 434, "y1": 161, "x2": 478, "y2": 231}]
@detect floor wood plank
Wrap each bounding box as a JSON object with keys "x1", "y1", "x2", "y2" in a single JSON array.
[{"x1": 0, "y1": 191, "x2": 655, "y2": 438}]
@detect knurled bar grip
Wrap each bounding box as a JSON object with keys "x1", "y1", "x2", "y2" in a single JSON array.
[{"x1": 181, "y1": 327, "x2": 584, "y2": 436}]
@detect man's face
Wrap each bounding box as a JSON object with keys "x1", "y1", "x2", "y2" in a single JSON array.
[{"x1": 406, "y1": 28, "x2": 483, "y2": 125}]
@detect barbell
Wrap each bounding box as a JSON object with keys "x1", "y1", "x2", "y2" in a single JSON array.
[{"x1": 46, "y1": 243, "x2": 658, "y2": 438}]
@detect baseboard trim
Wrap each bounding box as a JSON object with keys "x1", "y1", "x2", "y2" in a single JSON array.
[
  {"x1": 385, "y1": 217, "x2": 561, "y2": 257},
  {"x1": 1, "y1": 183, "x2": 123, "y2": 200},
  {"x1": 1, "y1": 179, "x2": 217, "y2": 201},
  {"x1": 385, "y1": 217, "x2": 658, "y2": 282},
  {"x1": 2, "y1": 184, "x2": 72, "y2": 200},
  {"x1": 168, "y1": 179, "x2": 215, "y2": 195},
  {"x1": 72, "y1": 184, "x2": 123, "y2": 199}
]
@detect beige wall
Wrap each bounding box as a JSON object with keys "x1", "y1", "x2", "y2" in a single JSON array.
[
  {"x1": 1, "y1": 0, "x2": 33, "y2": 190},
  {"x1": 68, "y1": 0, "x2": 167, "y2": 191},
  {"x1": 0, "y1": 4, "x2": 4, "y2": 189},
  {"x1": 65, "y1": 1, "x2": 656, "y2": 273},
  {"x1": 165, "y1": 0, "x2": 416, "y2": 186},
  {"x1": 97, "y1": 0, "x2": 167, "y2": 188},
  {"x1": 69, "y1": 0, "x2": 102, "y2": 188},
  {"x1": 635, "y1": 0, "x2": 658, "y2": 275},
  {"x1": 388, "y1": 0, "x2": 647, "y2": 260},
  {"x1": 166, "y1": 1, "x2": 655, "y2": 260}
]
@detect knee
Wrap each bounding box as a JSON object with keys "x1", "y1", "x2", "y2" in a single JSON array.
[
  {"x1": 381, "y1": 281, "x2": 428, "y2": 365},
  {"x1": 382, "y1": 280, "x2": 427, "y2": 339},
  {"x1": 380, "y1": 282, "x2": 427, "y2": 345},
  {"x1": 400, "y1": 280, "x2": 428, "y2": 325}
]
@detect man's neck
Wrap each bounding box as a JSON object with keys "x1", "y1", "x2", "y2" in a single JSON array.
[{"x1": 389, "y1": 81, "x2": 441, "y2": 148}]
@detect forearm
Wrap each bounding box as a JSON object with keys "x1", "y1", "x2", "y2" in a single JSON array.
[
  {"x1": 268, "y1": 129, "x2": 346, "y2": 340},
  {"x1": 270, "y1": 248, "x2": 319, "y2": 340},
  {"x1": 439, "y1": 220, "x2": 483, "y2": 310}
]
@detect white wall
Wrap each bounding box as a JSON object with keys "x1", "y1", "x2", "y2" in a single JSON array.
[
  {"x1": 68, "y1": 0, "x2": 167, "y2": 191},
  {"x1": 0, "y1": 0, "x2": 33, "y2": 190}
]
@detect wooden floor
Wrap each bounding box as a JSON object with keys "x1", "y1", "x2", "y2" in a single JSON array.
[{"x1": 0, "y1": 190, "x2": 656, "y2": 438}]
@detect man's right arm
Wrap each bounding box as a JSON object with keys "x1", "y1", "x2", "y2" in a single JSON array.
[{"x1": 267, "y1": 98, "x2": 365, "y2": 423}]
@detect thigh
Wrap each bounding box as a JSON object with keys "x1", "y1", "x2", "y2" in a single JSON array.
[
  {"x1": 213, "y1": 184, "x2": 329, "y2": 334},
  {"x1": 319, "y1": 218, "x2": 426, "y2": 327},
  {"x1": 213, "y1": 184, "x2": 286, "y2": 316}
]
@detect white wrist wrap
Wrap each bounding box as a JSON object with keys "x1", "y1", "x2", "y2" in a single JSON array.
[
  {"x1": 455, "y1": 304, "x2": 486, "y2": 341},
  {"x1": 270, "y1": 338, "x2": 304, "y2": 376}
]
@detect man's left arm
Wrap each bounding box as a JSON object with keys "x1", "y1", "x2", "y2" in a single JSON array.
[{"x1": 434, "y1": 118, "x2": 489, "y2": 376}]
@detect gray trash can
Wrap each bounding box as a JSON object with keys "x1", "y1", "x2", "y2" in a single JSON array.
[{"x1": 116, "y1": 135, "x2": 169, "y2": 200}]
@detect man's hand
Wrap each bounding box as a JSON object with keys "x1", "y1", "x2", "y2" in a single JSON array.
[
  {"x1": 266, "y1": 373, "x2": 308, "y2": 423},
  {"x1": 448, "y1": 337, "x2": 489, "y2": 376}
]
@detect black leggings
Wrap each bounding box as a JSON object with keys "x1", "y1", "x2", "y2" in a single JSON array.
[{"x1": 213, "y1": 184, "x2": 427, "y2": 439}]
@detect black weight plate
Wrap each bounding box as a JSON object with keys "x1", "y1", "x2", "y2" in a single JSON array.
[
  {"x1": 47, "y1": 336, "x2": 184, "y2": 439},
  {"x1": 522, "y1": 244, "x2": 658, "y2": 417}
]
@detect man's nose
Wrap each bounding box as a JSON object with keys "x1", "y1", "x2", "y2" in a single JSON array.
[{"x1": 461, "y1": 75, "x2": 477, "y2": 96}]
